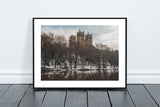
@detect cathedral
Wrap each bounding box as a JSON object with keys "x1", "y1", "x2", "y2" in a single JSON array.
[{"x1": 69, "y1": 30, "x2": 92, "y2": 47}]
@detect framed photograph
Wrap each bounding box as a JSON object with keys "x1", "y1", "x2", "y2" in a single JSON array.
[{"x1": 33, "y1": 18, "x2": 127, "y2": 89}]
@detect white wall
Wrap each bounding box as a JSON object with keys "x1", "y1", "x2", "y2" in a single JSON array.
[{"x1": 0, "y1": 0, "x2": 160, "y2": 83}]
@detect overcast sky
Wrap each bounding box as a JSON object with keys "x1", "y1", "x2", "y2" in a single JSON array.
[{"x1": 41, "y1": 25, "x2": 119, "y2": 50}]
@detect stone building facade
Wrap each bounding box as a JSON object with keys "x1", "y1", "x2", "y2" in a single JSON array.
[{"x1": 69, "y1": 30, "x2": 92, "y2": 47}]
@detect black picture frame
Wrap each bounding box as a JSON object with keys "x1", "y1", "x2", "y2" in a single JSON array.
[{"x1": 33, "y1": 17, "x2": 127, "y2": 89}]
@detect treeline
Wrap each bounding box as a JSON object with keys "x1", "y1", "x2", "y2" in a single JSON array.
[{"x1": 41, "y1": 32, "x2": 118, "y2": 71}]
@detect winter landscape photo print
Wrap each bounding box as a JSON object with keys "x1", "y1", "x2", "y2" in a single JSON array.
[
  {"x1": 33, "y1": 18, "x2": 126, "y2": 88},
  {"x1": 41, "y1": 25, "x2": 119, "y2": 81}
]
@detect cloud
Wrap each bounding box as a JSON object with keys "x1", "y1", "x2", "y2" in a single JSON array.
[
  {"x1": 41, "y1": 25, "x2": 119, "y2": 50},
  {"x1": 94, "y1": 30, "x2": 119, "y2": 50},
  {"x1": 41, "y1": 26, "x2": 78, "y2": 40}
]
